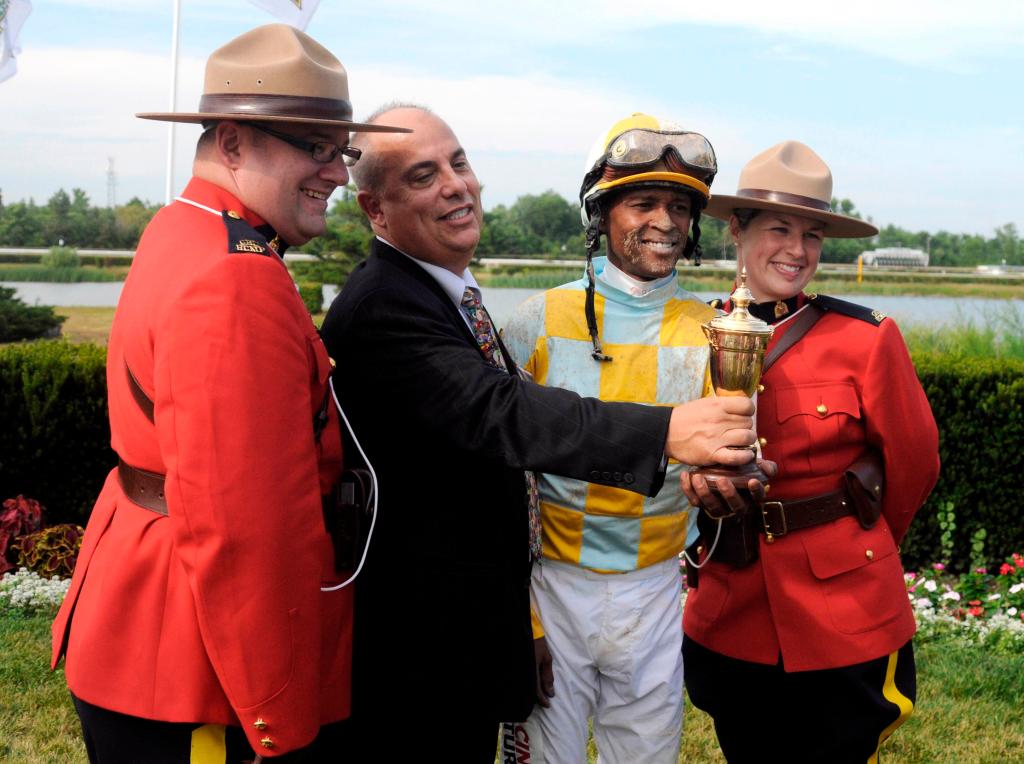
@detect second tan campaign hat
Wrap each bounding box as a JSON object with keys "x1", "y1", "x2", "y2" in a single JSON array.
[{"x1": 705, "y1": 141, "x2": 877, "y2": 238}]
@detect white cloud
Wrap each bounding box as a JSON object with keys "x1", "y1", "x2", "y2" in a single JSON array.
[{"x1": 4, "y1": 47, "x2": 205, "y2": 204}]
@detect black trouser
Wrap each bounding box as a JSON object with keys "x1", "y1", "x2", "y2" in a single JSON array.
[
  {"x1": 683, "y1": 637, "x2": 916, "y2": 764},
  {"x1": 73, "y1": 695, "x2": 350, "y2": 763},
  {"x1": 331, "y1": 710, "x2": 499, "y2": 763}
]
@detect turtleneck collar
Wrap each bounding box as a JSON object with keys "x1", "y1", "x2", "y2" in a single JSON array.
[{"x1": 590, "y1": 255, "x2": 680, "y2": 306}]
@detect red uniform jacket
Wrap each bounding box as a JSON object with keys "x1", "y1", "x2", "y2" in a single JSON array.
[
  {"x1": 684, "y1": 295, "x2": 940, "y2": 671},
  {"x1": 51, "y1": 178, "x2": 351, "y2": 755}
]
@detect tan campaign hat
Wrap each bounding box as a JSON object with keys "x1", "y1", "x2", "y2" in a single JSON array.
[
  {"x1": 705, "y1": 141, "x2": 877, "y2": 238},
  {"x1": 137, "y1": 24, "x2": 408, "y2": 132}
]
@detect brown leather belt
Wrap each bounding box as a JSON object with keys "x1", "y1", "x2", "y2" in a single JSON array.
[
  {"x1": 117, "y1": 459, "x2": 168, "y2": 516},
  {"x1": 689, "y1": 486, "x2": 857, "y2": 582},
  {"x1": 757, "y1": 488, "x2": 853, "y2": 542}
]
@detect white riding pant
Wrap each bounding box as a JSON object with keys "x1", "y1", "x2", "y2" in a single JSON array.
[{"x1": 504, "y1": 557, "x2": 684, "y2": 764}]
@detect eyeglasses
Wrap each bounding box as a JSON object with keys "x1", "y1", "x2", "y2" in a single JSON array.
[
  {"x1": 249, "y1": 123, "x2": 362, "y2": 166},
  {"x1": 606, "y1": 129, "x2": 717, "y2": 183}
]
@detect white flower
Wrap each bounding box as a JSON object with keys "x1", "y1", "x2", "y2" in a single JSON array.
[
  {"x1": 914, "y1": 598, "x2": 934, "y2": 610},
  {"x1": 988, "y1": 593, "x2": 1002, "y2": 600},
  {"x1": 1009, "y1": 608, "x2": 1019, "y2": 616},
  {"x1": 941, "y1": 590, "x2": 961, "y2": 601},
  {"x1": 1010, "y1": 583, "x2": 1024, "y2": 595},
  {"x1": 924, "y1": 580, "x2": 938, "y2": 592},
  {"x1": 0, "y1": 568, "x2": 71, "y2": 614}
]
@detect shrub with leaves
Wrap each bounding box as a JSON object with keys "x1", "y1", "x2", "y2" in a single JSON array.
[
  {"x1": 40, "y1": 245, "x2": 81, "y2": 269},
  {"x1": 297, "y1": 281, "x2": 324, "y2": 314},
  {"x1": 14, "y1": 523, "x2": 85, "y2": 578},
  {"x1": 0, "y1": 496, "x2": 45, "y2": 575},
  {"x1": 0, "y1": 286, "x2": 66, "y2": 341},
  {"x1": 902, "y1": 353, "x2": 1024, "y2": 572},
  {"x1": 0, "y1": 341, "x2": 113, "y2": 526}
]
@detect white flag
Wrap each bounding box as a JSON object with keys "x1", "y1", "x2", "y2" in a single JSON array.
[
  {"x1": 0, "y1": 0, "x2": 32, "y2": 84},
  {"x1": 246, "y1": 0, "x2": 321, "y2": 31}
]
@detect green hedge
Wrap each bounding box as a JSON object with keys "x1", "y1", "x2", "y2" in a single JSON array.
[
  {"x1": 900, "y1": 353, "x2": 1024, "y2": 572},
  {"x1": 0, "y1": 342, "x2": 113, "y2": 527},
  {"x1": 1, "y1": 342, "x2": 1022, "y2": 569}
]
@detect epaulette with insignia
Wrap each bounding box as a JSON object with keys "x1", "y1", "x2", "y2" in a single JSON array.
[
  {"x1": 707, "y1": 298, "x2": 724, "y2": 309},
  {"x1": 222, "y1": 210, "x2": 276, "y2": 257},
  {"x1": 805, "y1": 293, "x2": 886, "y2": 325}
]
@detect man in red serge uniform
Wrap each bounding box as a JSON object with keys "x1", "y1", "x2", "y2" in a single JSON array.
[{"x1": 50, "y1": 25, "x2": 407, "y2": 762}]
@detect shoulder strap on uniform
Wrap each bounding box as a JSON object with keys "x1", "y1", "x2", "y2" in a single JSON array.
[
  {"x1": 125, "y1": 363, "x2": 155, "y2": 424},
  {"x1": 707, "y1": 297, "x2": 724, "y2": 309},
  {"x1": 221, "y1": 210, "x2": 275, "y2": 257},
  {"x1": 805, "y1": 293, "x2": 886, "y2": 325},
  {"x1": 762, "y1": 304, "x2": 826, "y2": 374}
]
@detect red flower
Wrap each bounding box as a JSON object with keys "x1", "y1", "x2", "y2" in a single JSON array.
[
  {"x1": 1015, "y1": 553, "x2": 1024, "y2": 569},
  {"x1": 968, "y1": 606, "x2": 984, "y2": 617},
  {"x1": 1001, "y1": 563, "x2": 1016, "y2": 575}
]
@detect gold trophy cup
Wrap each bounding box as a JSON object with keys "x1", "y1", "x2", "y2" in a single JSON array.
[{"x1": 693, "y1": 269, "x2": 773, "y2": 504}]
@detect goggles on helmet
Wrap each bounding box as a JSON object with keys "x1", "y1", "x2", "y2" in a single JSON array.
[{"x1": 605, "y1": 128, "x2": 717, "y2": 184}]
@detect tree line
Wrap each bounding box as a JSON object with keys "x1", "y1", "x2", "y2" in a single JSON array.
[{"x1": 2, "y1": 187, "x2": 1021, "y2": 268}]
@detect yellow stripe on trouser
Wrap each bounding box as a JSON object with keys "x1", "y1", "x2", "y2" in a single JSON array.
[
  {"x1": 867, "y1": 650, "x2": 914, "y2": 764},
  {"x1": 190, "y1": 724, "x2": 226, "y2": 764}
]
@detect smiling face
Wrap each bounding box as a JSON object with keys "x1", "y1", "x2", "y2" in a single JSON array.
[
  {"x1": 604, "y1": 187, "x2": 693, "y2": 280},
  {"x1": 357, "y1": 109, "x2": 482, "y2": 274},
  {"x1": 233, "y1": 122, "x2": 351, "y2": 246},
  {"x1": 731, "y1": 210, "x2": 825, "y2": 302}
]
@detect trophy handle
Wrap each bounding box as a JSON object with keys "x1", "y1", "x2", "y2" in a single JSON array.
[{"x1": 702, "y1": 323, "x2": 719, "y2": 350}]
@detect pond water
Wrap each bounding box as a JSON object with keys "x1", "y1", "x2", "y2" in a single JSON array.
[
  {"x1": 479, "y1": 289, "x2": 1023, "y2": 332},
  {"x1": 6, "y1": 281, "x2": 1022, "y2": 332}
]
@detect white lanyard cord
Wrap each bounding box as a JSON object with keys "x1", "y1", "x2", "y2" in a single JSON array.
[
  {"x1": 681, "y1": 515, "x2": 723, "y2": 569},
  {"x1": 174, "y1": 196, "x2": 223, "y2": 218},
  {"x1": 320, "y1": 376, "x2": 379, "y2": 592}
]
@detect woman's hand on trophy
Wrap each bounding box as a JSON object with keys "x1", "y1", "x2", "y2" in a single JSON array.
[{"x1": 681, "y1": 460, "x2": 778, "y2": 518}]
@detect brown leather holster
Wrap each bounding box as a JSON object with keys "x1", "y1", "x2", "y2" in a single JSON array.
[{"x1": 843, "y1": 450, "x2": 884, "y2": 529}]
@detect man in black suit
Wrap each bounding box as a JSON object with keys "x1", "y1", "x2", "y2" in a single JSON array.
[{"x1": 319, "y1": 105, "x2": 755, "y2": 760}]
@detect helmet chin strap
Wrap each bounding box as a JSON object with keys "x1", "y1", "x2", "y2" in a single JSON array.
[
  {"x1": 584, "y1": 214, "x2": 613, "y2": 362},
  {"x1": 682, "y1": 205, "x2": 704, "y2": 266}
]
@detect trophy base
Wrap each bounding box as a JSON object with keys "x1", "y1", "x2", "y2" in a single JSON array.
[{"x1": 691, "y1": 459, "x2": 767, "y2": 518}]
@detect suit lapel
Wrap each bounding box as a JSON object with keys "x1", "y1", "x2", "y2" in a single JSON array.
[{"x1": 371, "y1": 239, "x2": 517, "y2": 375}]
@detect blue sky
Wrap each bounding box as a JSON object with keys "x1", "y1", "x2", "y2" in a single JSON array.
[{"x1": 2, "y1": 0, "x2": 1022, "y2": 237}]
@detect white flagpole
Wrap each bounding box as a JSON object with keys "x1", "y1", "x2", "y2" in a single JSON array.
[{"x1": 164, "y1": 0, "x2": 182, "y2": 205}]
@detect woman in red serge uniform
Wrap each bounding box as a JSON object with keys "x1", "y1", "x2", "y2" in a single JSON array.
[{"x1": 682, "y1": 141, "x2": 940, "y2": 763}]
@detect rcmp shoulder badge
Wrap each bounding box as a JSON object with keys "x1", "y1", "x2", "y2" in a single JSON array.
[{"x1": 221, "y1": 211, "x2": 273, "y2": 257}]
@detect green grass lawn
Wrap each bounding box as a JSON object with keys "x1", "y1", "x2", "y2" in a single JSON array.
[
  {"x1": 54, "y1": 307, "x2": 116, "y2": 346},
  {"x1": 3, "y1": 611, "x2": 1021, "y2": 763}
]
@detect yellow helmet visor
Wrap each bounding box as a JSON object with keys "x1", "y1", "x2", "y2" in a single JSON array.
[{"x1": 590, "y1": 171, "x2": 710, "y2": 200}]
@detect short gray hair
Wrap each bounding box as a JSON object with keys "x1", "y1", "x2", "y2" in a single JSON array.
[{"x1": 350, "y1": 102, "x2": 432, "y2": 196}]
